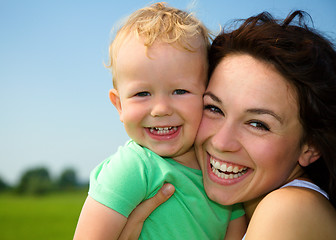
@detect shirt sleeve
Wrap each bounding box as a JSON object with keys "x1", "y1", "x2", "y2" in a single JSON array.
[
  {"x1": 88, "y1": 145, "x2": 148, "y2": 217},
  {"x1": 230, "y1": 203, "x2": 245, "y2": 220}
]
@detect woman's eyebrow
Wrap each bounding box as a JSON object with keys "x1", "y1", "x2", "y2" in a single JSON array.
[
  {"x1": 204, "y1": 92, "x2": 283, "y2": 123},
  {"x1": 247, "y1": 108, "x2": 283, "y2": 124},
  {"x1": 203, "y1": 92, "x2": 222, "y2": 103}
]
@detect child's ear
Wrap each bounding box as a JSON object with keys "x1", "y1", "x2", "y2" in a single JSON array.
[
  {"x1": 109, "y1": 89, "x2": 124, "y2": 122},
  {"x1": 298, "y1": 144, "x2": 320, "y2": 167}
]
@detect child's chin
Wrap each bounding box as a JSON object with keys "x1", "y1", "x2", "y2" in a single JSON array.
[{"x1": 154, "y1": 149, "x2": 175, "y2": 157}]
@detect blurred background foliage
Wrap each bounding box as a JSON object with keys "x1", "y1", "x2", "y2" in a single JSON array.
[
  {"x1": 1, "y1": 167, "x2": 87, "y2": 195},
  {"x1": 0, "y1": 167, "x2": 88, "y2": 239}
]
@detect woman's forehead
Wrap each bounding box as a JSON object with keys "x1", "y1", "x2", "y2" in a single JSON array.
[{"x1": 207, "y1": 54, "x2": 299, "y2": 118}]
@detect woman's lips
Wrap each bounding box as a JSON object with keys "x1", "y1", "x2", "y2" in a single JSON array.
[{"x1": 206, "y1": 153, "x2": 251, "y2": 185}]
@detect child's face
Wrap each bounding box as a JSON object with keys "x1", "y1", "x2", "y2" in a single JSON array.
[{"x1": 111, "y1": 36, "x2": 207, "y2": 160}]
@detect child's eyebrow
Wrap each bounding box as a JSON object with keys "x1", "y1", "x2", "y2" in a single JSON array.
[{"x1": 203, "y1": 92, "x2": 222, "y2": 103}]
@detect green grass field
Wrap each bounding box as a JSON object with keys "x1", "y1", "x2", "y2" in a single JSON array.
[{"x1": 0, "y1": 190, "x2": 88, "y2": 240}]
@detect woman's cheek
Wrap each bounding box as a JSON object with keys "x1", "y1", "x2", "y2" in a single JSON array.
[{"x1": 196, "y1": 116, "x2": 214, "y2": 144}]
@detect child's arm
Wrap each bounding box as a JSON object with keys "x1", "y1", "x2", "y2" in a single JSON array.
[
  {"x1": 74, "y1": 196, "x2": 127, "y2": 240},
  {"x1": 223, "y1": 215, "x2": 247, "y2": 240}
]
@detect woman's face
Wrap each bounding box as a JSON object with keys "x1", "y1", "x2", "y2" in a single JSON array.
[{"x1": 195, "y1": 54, "x2": 310, "y2": 205}]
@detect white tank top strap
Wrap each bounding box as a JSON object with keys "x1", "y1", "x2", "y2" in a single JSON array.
[
  {"x1": 241, "y1": 179, "x2": 329, "y2": 240},
  {"x1": 280, "y1": 179, "x2": 329, "y2": 199}
]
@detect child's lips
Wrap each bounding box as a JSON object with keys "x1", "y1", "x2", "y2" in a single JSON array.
[
  {"x1": 145, "y1": 126, "x2": 181, "y2": 140},
  {"x1": 148, "y1": 126, "x2": 179, "y2": 135}
]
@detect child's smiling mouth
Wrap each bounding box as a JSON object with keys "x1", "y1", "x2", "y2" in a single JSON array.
[
  {"x1": 148, "y1": 126, "x2": 179, "y2": 135},
  {"x1": 145, "y1": 126, "x2": 181, "y2": 140}
]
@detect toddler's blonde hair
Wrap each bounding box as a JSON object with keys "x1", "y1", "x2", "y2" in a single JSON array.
[{"x1": 107, "y1": 2, "x2": 211, "y2": 88}]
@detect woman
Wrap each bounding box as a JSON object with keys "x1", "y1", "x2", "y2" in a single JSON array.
[{"x1": 119, "y1": 11, "x2": 336, "y2": 239}]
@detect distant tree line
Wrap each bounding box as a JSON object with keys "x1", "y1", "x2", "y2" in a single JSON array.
[{"x1": 0, "y1": 167, "x2": 88, "y2": 195}]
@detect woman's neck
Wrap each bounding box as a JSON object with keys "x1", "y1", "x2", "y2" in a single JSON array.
[
  {"x1": 243, "y1": 195, "x2": 265, "y2": 222},
  {"x1": 243, "y1": 168, "x2": 309, "y2": 222}
]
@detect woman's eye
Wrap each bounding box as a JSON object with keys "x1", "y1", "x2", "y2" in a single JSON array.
[
  {"x1": 173, "y1": 89, "x2": 188, "y2": 95},
  {"x1": 248, "y1": 121, "x2": 270, "y2": 131},
  {"x1": 135, "y1": 91, "x2": 150, "y2": 97},
  {"x1": 204, "y1": 104, "x2": 223, "y2": 115}
]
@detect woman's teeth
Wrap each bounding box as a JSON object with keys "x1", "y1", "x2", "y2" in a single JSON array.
[{"x1": 210, "y1": 157, "x2": 247, "y2": 179}]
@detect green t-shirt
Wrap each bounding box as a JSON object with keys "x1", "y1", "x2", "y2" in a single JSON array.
[{"x1": 89, "y1": 140, "x2": 244, "y2": 239}]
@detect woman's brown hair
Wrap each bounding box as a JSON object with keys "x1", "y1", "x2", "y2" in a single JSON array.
[{"x1": 209, "y1": 11, "x2": 336, "y2": 208}]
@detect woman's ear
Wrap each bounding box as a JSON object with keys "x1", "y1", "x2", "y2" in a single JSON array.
[
  {"x1": 298, "y1": 144, "x2": 320, "y2": 167},
  {"x1": 109, "y1": 89, "x2": 124, "y2": 122}
]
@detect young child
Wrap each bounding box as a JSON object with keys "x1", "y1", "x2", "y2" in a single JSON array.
[{"x1": 74, "y1": 3, "x2": 245, "y2": 239}]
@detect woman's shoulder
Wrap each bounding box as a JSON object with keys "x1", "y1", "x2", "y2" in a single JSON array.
[
  {"x1": 246, "y1": 186, "x2": 336, "y2": 239},
  {"x1": 261, "y1": 185, "x2": 334, "y2": 217}
]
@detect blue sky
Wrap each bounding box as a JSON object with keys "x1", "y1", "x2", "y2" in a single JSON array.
[{"x1": 1, "y1": 0, "x2": 336, "y2": 185}]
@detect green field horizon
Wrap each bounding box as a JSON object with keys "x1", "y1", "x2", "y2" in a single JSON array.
[{"x1": 0, "y1": 190, "x2": 88, "y2": 240}]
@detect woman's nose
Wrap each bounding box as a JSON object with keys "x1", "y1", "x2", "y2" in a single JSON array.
[
  {"x1": 150, "y1": 96, "x2": 173, "y2": 117},
  {"x1": 211, "y1": 121, "x2": 241, "y2": 152}
]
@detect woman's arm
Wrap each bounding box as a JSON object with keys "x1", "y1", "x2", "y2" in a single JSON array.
[
  {"x1": 224, "y1": 215, "x2": 247, "y2": 240},
  {"x1": 74, "y1": 196, "x2": 127, "y2": 240},
  {"x1": 118, "y1": 183, "x2": 175, "y2": 240},
  {"x1": 118, "y1": 183, "x2": 247, "y2": 240}
]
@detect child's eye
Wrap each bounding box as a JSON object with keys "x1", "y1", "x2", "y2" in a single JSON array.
[
  {"x1": 173, "y1": 89, "x2": 189, "y2": 95},
  {"x1": 135, "y1": 91, "x2": 150, "y2": 97},
  {"x1": 204, "y1": 104, "x2": 223, "y2": 115},
  {"x1": 248, "y1": 121, "x2": 270, "y2": 131}
]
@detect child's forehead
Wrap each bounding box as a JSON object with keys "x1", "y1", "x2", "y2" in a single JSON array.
[
  {"x1": 114, "y1": 33, "x2": 208, "y2": 87},
  {"x1": 119, "y1": 32, "x2": 207, "y2": 55},
  {"x1": 117, "y1": 34, "x2": 206, "y2": 63}
]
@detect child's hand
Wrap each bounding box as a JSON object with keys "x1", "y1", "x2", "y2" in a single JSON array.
[{"x1": 118, "y1": 183, "x2": 175, "y2": 240}]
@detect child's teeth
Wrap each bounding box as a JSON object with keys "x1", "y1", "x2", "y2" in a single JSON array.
[{"x1": 149, "y1": 126, "x2": 178, "y2": 135}]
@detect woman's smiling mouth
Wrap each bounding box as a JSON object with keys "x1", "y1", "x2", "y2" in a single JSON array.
[
  {"x1": 206, "y1": 153, "x2": 250, "y2": 184},
  {"x1": 210, "y1": 156, "x2": 248, "y2": 179}
]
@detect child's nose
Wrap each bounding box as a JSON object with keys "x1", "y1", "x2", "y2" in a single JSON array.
[{"x1": 150, "y1": 96, "x2": 173, "y2": 117}]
